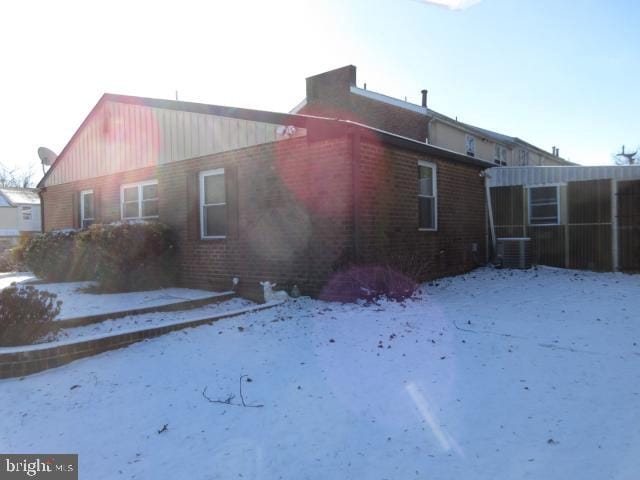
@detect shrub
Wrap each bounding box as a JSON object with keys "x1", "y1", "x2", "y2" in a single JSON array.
[
  {"x1": 22, "y1": 230, "x2": 92, "y2": 282},
  {"x1": 10, "y1": 234, "x2": 34, "y2": 270},
  {"x1": 0, "y1": 285, "x2": 61, "y2": 346},
  {"x1": 0, "y1": 250, "x2": 17, "y2": 273},
  {"x1": 20, "y1": 222, "x2": 177, "y2": 292},
  {"x1": 321, "y1": 248, "x2": 432, "y2": 303},
  {"x1": 76, "y1": 222, "x2": 177, "y2": 292}
]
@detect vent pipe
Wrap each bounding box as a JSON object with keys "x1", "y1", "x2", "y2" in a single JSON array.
[{"x1": 421, "y1": 89, "x2": 428, "y2": 108}]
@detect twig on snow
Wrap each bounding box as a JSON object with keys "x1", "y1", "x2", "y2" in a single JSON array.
[
  {"x1": 452, "y1": 320, "x2": 526, "y2": 339},
  {"x1": 202, "y1": 375, "x2": 264, "y2": 408}
]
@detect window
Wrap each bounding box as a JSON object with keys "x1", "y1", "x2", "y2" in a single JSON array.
[
  {"x1": 529, "y1": 186, "x2": 559, "y2": 225},
  {"x1": 21, "y1": 206, "x2": 32, "y2": 221},
  {"x1": 518, "y1": 149, "x2": 530, "y2": 166},
  {"x1": 199, "y1": 169, "x2": 227, "y2": 238},
  {"x1": 418, "y1": 160, "x2": 437, "y2": 230},
  {"x1": 80, "y1": 190, "x2": 94, "y2": 228},
  {"x1": 120, "y1": 180, "x2": 159, "y2": 220},
  {"x1": 465, "y1": 134, "x2": 476, "y2": 157},
  {"x1": 494, "y1": 145, "x2": 508, "y2": 166}
]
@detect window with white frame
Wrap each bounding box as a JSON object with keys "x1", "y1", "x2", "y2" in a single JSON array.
[
  {"x1": 529, "y1": 186, "x2": 559, "y2": 225},
  {"x1": 465, "y1": 134, "x2": 476, "y2": 157},
  {"x1": 121, "y1": 180, "x2": 158, "y2": 220},
  {"x1": 494, "y1": 144, "x2": 508, "y2": 165},
  {"x1": 518, "y1": 149, "x2": 530, "y2": 166},
  {"x1": 21, "y1": 206, "x2": 32, "y2": 221},
  {"x1": 418, "y1": 160, "x2": 437, "y2": 230},
  {"x1": 80, "y1": 190, "x2": 95, "y2": 228},
  {"x1": 199, "y1": 169, "x2": 227, "y2": 238}
]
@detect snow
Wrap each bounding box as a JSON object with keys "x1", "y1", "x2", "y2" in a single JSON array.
[
  {"x1": 0, "y1": 187, "x2": 40, "y2": 205},
  {"x1": 28, "y1": 281, "x2": 231, "y2": 320},
  {"x1": 54, "y1": 297, "x2": 256, "y2": 343},
  {"x1": 0, "y1": 271, "x2": 36, "y2": 290},
  {"x1": 1, "y1": 266, "x2": 640, "y2": 479}
]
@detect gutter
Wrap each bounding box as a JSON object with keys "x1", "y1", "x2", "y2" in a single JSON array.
[{"x1": 38, "y1": 188, "x2": 45, "y2": 233}]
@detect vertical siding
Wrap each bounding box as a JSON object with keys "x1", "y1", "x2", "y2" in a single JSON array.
[
  {"x1": 45, "y1": 100, "x2": 307, "y2": 187},
  {"x1": 492, "y1": 179, "x2": 617, "y2": 271},
  {"x1": 617, "y1": 180, "x2": 640, "y2": 271}
]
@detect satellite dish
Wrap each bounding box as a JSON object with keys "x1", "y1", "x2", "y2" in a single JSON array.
[{"x1": 37, "y1": 147, "x2": 57, "y2": 166}]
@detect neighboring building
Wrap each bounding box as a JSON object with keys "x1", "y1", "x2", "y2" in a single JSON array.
[
  {"x1": 37, "y1": 93, "x2": 491, "y2": 299},
  {"x1": 293, "y1": 65, "x2": 574, "y2": 167},
  {"x1": 488, "y1": 165, "x2": 640, "y2": 272},
  {"x1": 0, "y1": 187, "x2": 41, "y2": 252}
]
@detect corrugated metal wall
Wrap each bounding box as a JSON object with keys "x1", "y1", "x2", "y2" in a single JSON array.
[
  {"x1": 491, "y1": 179, "x2": 615, "y2": 271},
  {"x1": 567, "y1": 179, "x2": 612, "y2": 270},
  {"x1": 487, "y1": 165, "x2": 640, "y2": 187},
  {"x1": 44, "y1": 100, "x2": 306, "y2": 187},
  {"x1": 617, "y1": 180, "x2": 640, "y2": 271}
]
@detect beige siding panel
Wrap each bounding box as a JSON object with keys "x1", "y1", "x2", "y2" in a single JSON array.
[{"x1": 44, "y1": 100, "x2": 304, "y2": 186}]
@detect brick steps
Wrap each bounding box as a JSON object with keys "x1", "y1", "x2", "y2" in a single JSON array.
[
  {"x1": 54, "y1": 291, "x2": 235, "y2": 329},
  {"x1": 0, "y1": 301, "x2": 282, "y2": 379}
]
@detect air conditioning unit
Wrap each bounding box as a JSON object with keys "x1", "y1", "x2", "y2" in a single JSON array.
[{"x1": 496, "y1": 237, "x2": 532, "y2": 269}]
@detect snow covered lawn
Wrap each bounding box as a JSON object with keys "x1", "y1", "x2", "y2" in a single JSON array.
[
  {"x1": 0, "y1": 272, "x2": 229, "y2": 322},
  {"x1": 1, "y1": 267, "x2": 640, "y2": 479},
  {"x1": 54, "y1": 297, "x2": 255, "y2": 343},
  {"x1": 29, "y1": 281, "x2": 230, "y2": 321},
  {"x1": 0, "y1": 271, "x2": 35, "y2": 290}
]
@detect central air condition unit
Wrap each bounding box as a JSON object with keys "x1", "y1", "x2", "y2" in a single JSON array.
[{"x1": 496, "y1": 237, "x2": 532, "y2": 269}]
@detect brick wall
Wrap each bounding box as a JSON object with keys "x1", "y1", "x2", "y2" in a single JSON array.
[
  {"x1": 43, "y1": 166, "x2": 159, "y2": 231},
  {"x1": 41, "y1": 132, "x2": 486, "y2": 300},
  {"x1": 354, "y1": 137, "x2": 487, "y2": 279},
  {"x1": 42, "y1": 137, "x2": 354, "y2": 299},
  {"x1": 301, "y1": 65, "x2": 428, "y2": 142}
]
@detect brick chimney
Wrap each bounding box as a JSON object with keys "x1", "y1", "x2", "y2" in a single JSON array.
[{"x1": 306, "y1": 65, "x2": 356, "y2": 106}]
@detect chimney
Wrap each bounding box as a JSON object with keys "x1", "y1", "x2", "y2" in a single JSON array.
[
  {"x1": 555, "y1": 148, "x2": 560, "y2": 157},
  {"x1": 305, "y1": 65, "x2": 357, "y2": 103},
  {"x1": 421, "y1": 89, "x2": 428, "y2": 108}
]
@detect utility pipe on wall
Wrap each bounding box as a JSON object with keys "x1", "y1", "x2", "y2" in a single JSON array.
[{"x1": 483, "y1": 171, "x2": 497, "y2": 258}]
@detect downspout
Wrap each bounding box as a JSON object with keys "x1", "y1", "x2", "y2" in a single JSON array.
[
  {"x1": 38, "y1": 188, "x2": 45, "y2": 233},
  {"x1": 351, "y1": 130, "x2": 361, "y2": 261},
  {"x1": 483, "y1": 171, "x2": 496, "y2": 259}
]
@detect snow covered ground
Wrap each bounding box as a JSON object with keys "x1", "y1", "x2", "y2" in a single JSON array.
[
  {"x1": 29, "y1": 281, "x2": 229, "y2": 320},
  {"x1": 0, "y1": 272, "x2": 229, "y2": 321},
  {"x1": 1, "y1": 267, "x2": 640, "y2": 479},
  {"x1": 0, "y1": 271, "x2": 35, "y2": 290},
  {"x1": 54, "y1": 297, "x2": 255, "y2": 342}
]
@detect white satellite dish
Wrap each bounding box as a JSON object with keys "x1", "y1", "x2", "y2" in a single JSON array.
[{"x1": 37, "y1": 147, "x2": 57, "y2": 166}]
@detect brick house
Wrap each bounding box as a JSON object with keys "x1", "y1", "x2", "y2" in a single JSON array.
[
  {"x1": 294, "y1": 65, "x2": 574, "y2": 167},
  {"x1": 37, "y1": 93, "x2": 491, "y2": 299}
]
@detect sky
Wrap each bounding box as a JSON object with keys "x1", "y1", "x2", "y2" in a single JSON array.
[{"x1": 1, "y1": 0, "x2": 639, "y2": 184}]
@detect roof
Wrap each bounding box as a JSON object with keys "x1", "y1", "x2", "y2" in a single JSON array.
[
  {"x1": 340, "y1": 85, "x2": 574, "y2": 165},
  {"x1": 486, "y1": 165, "x2": 640, "y2": 188},
  {"x1": 0, "y1": 187, "x2": 40, "y2": 206},
  {"x1": 428, "y1": 110, "x2": 575, "y2": 164},
  {"x1": 38, "y1": 94, "x2": 492, "y2": 188}
]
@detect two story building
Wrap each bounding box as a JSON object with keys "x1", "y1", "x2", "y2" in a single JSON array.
[{"x1": 292, "y1": 65, "x2": 574, "y2": 168}]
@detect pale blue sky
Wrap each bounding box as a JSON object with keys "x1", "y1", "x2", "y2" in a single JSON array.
[{"x1": 1, "y1": 0, "x2": 638, "y2": 181}]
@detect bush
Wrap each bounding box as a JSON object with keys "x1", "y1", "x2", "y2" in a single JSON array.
[
  {"x1": 0, "y1": 250, "x2": 17, "y2": 273},
  {"x1": 0, "y1": 285, "x2": 61, "y2": 346},
  {"x1": 76, "y1": 222, "x2": 177, "y2": 292},
  {"x1": 321, "y1": 248, "x2": 431, "y2": 303},
  {"x1": 23, "y1": 230, "x2": 92, "y2": 282},
  {"x1": 20, "y1": 222, "x2": 177, "y2": 292},
  {"x1": 10, "y1": 234, "x2": 34, "y2": 270}
]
